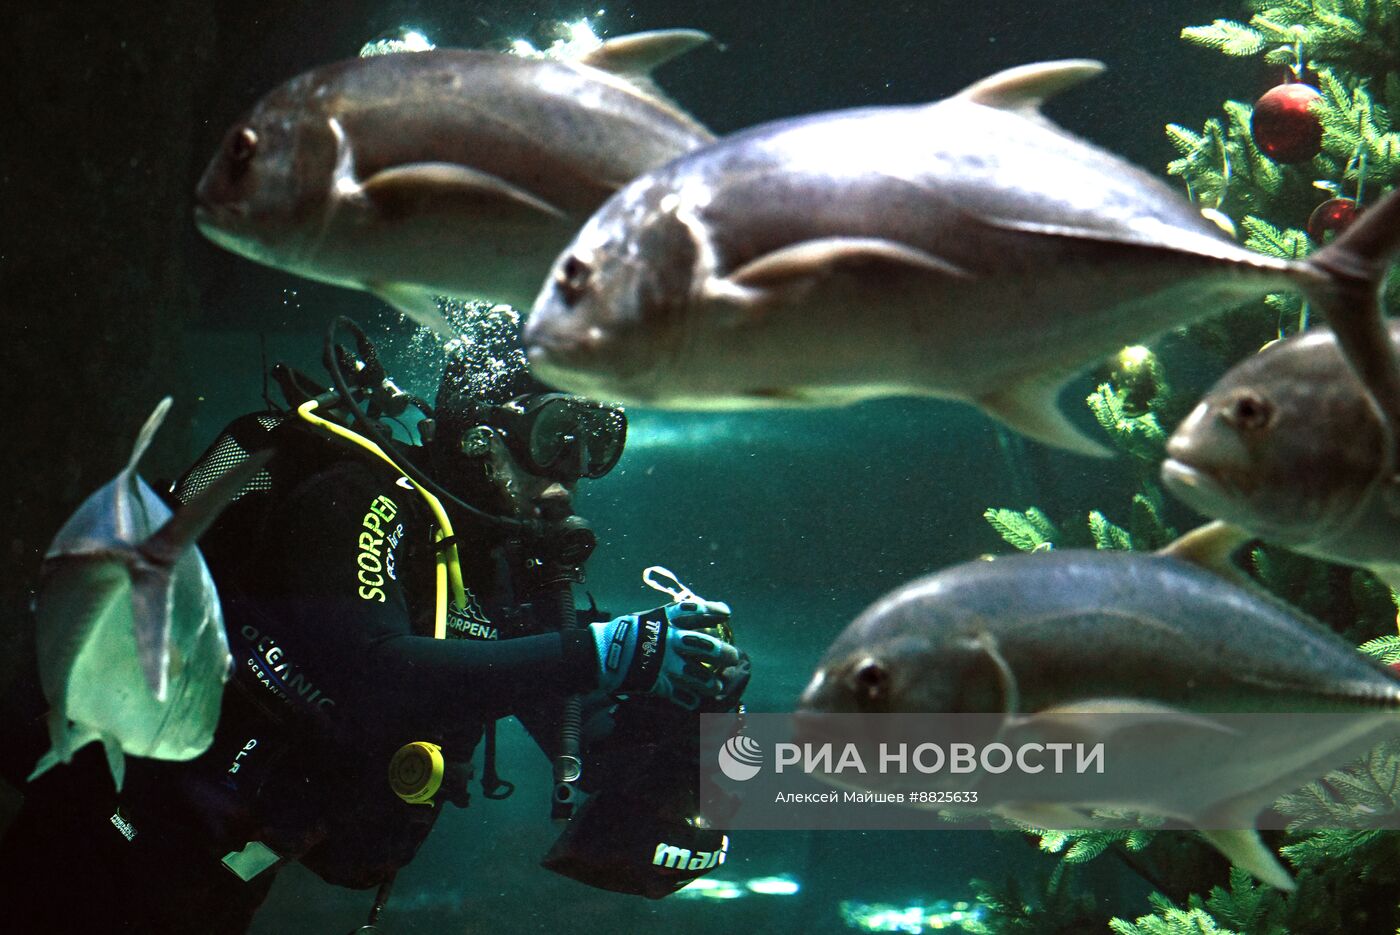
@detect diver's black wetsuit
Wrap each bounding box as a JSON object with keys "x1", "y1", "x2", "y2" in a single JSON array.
[{"x1": 0, "y1": 413, "x2": 600, "y2": 932}]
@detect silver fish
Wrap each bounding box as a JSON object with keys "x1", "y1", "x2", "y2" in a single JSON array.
[
  {"x1": 31, "y1": 398, "x2": 264, "y2": 789},
  {"x1": 195, "y1": 30, "x2": 715, "y2": 335},
  {"x1": 1163, "y1": 322, "x2": 1400, "y2": 588},
  {"x1": 526, "y1": 60, "x2": 1400, "y2": 457},
  {"x1": 797, "y1": 526, "x2": 1400, "y2": 889}
]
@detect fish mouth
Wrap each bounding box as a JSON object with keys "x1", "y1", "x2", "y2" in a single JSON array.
[
  {"x1": 1161, "y1": 459, "x2": 1266, "y2": 532},
  {"x1": 523, "y1": 316, "x2": 664, "y2": 405},
  {"x1": 193, "y1": 202, "x2": 242, "y2": 240},
  {"x1": 192, "y1": 203, "x2": 218, "y2": 232},
  {"x1": 1161, "y1": 458, "x2": 1234, "y2": 511}
]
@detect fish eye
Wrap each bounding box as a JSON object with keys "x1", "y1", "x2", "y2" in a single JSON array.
[
  {"x1": 849, "y1": 658, "x2": 889, "y2": 708},
  {"x1": 556, "y1": 254, "x2": 592, "y2": 306},
  {"x1": 228, "y1": 127, "x2": 258, "y2": 164},
  {"x1": 1223, "y1": 392, "x2": 1272, "y2": 431}
]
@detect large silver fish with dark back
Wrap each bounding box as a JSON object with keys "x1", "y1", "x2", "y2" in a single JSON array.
[
  {"x1": 31, "y1": 398, "x2": 266, "y2": 790},
  {"x1": 1164, "y1": 321, "x2": 1400, "y2": 588},
  {"x1": 798, "y1": 525, "x2": 1400, "y2": 889},
  {"x1": 195, "y1": 31, "x2": 715, "y2": 335},
  {"x1": 526, "y1": 60, "x2": 1400, "y2": 456}
]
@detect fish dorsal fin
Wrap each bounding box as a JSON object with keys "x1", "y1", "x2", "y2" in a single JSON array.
[
  {"x1": 954, "y1": 59, "x2": 1105, "y2": 116},
  {"x1": 1025, "y1": 699, "x2": 1235, "y2": 746},
  {"x1": 125, "y1": 397, "x2": 173, "y2": 477},
  {"x1": 728, "y1": 237, "x2": 970, "y2": 291},
  {"x1": 575, "y1": 29, "x2": 712, "y2": 77},
  {"x1": 113, "y1": 397, "x2": 174, "y2": 543},
  {"x1": 1158, "y1": 521, "x2": 1255, "y2": 587}
]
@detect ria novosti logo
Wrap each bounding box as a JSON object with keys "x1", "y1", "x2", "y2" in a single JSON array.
[{"x1": 717, "y1": 735, "x2": 764, "y2": 781}]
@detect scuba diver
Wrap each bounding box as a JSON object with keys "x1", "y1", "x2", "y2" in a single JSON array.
[{"x1": 0, "y1": 308, "x2": 749, "y2": 933}]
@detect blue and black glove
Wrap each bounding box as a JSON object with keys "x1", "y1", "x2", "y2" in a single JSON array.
[{"x1": 588, "y1": 599, "x2": 743, "y2": 710}]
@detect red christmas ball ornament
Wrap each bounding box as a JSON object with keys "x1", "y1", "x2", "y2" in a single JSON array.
[
  {"x1": 1251, "y1": 83, "x2": 1323, "y2": 163},
  {"x1": 1308, "y1": 197, "x2": 1364, "y2": 243}
]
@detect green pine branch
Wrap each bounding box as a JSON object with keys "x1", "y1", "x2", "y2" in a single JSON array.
[
  {"x1": 1239, "y1": 216, "x2": 1311, "y2": 259},
  {"x1": 1182, "y1": 19, "x2": 1269, "y2": 56},
  {"x1": 1277, "y1": 827, "x2": 1387, "y2": 870},
  {"x1": 984, "y1": 506, "x2": 1060, "y2": 552},
  {"x1": 1089, "y1": 510, "x2": 1134, "y2": 551},
  {"x1": 1359, "y1": 633, "x2": 1400, "y2": 662},
  {"x1": 1087, "y1": 383, "x2": 1167, "y2": 461},
  {"x1": 1202, "y1": 867, "x2": 1288, "y2": 934},
  {"x1": 1131, "y1": 484, "x2": 1179, "y2": 551},
  {"x1": 1108, "y1": 870, "x2": 1289, "y2": 935},
  {"x1": 1109, "y1": 893, "x2": 1241, "y2": 935},
  {"x1": 1274, "y1": 738, "x2": 1400, "y2": 829}
]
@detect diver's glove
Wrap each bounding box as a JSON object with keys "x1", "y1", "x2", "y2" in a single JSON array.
[{"x1": 588, "y1": 600, "x2": 742, "y2": 710}]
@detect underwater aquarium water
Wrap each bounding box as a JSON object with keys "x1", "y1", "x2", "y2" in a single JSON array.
[{"x1": 6, "y1": 0, "x2": 1400, "y2": 932}]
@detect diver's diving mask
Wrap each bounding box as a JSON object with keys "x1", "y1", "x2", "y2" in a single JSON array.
[{"x1": 480, "y1": 393, "x2": 626, "y2": 481}]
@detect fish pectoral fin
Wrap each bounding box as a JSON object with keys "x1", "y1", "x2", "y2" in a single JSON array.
[
  {"x1": 360, "y1": 163, "x2": 569, "y2": 224},
  {"x1": 1158, "y1": 521, "x2": 1256, "y2": 587},
  {"x1": 369, "y1": 284, "x2": 459, "y2": 338},
  {"x1": 1198, "y1": 828, "x2": 1295, "y2": 892},
  {"x1": 978, "y1": 376, "x2": 1112, "y2": 458},
  {"x1": 575, "y1": 29, "x2": 712, "y2": 76},
  {"x1": 141, "y1": 450, "x2": 272, "y2": 568},
  {"x1": 728, "y1": 237, "x2": 970, "y2": 293},
  {"x1": 102, "y1": 736, "x2": 127, "y2": 792},
  {"x1": 953, "y1": 60, "x2": 1106, "y2": 117},
  {"x1": 27, "y1": 749, "x2": 62, "y2": 783},
  {"x1": 1021, "y1": 699, "x2": 1235, "y2": 747}
]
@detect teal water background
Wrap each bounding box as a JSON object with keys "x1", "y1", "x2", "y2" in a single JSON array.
[{"x1": 5, "y1": 1, "x2": 1268, "y2": 930}]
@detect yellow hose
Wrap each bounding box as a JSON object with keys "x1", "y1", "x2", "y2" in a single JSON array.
[{"x1": 296, "y1": 400, "x2": 465, "y2": 639}]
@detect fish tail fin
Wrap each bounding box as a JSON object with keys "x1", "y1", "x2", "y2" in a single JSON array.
[
  {"x1": 1199, "y1": 829, "x2": 1295, "y2": 891},
  {"x1": 132, "y1": 449, "x2": 270, "y2": 701},
  {"x1": 1302, "y1": 185, "x2": 1400, "y2": 433}
]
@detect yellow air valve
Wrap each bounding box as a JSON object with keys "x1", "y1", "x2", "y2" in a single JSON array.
[{"x1": 389, "y1": 741, "x2": 444, "y2": 805}]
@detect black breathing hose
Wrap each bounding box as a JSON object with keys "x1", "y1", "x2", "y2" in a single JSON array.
[
  {"x1": 534, "y1": 568, "x2": 585, "y2": 821},
  {"x1": 320, "y1": 316, "x2": 546, "y2": 536}
]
